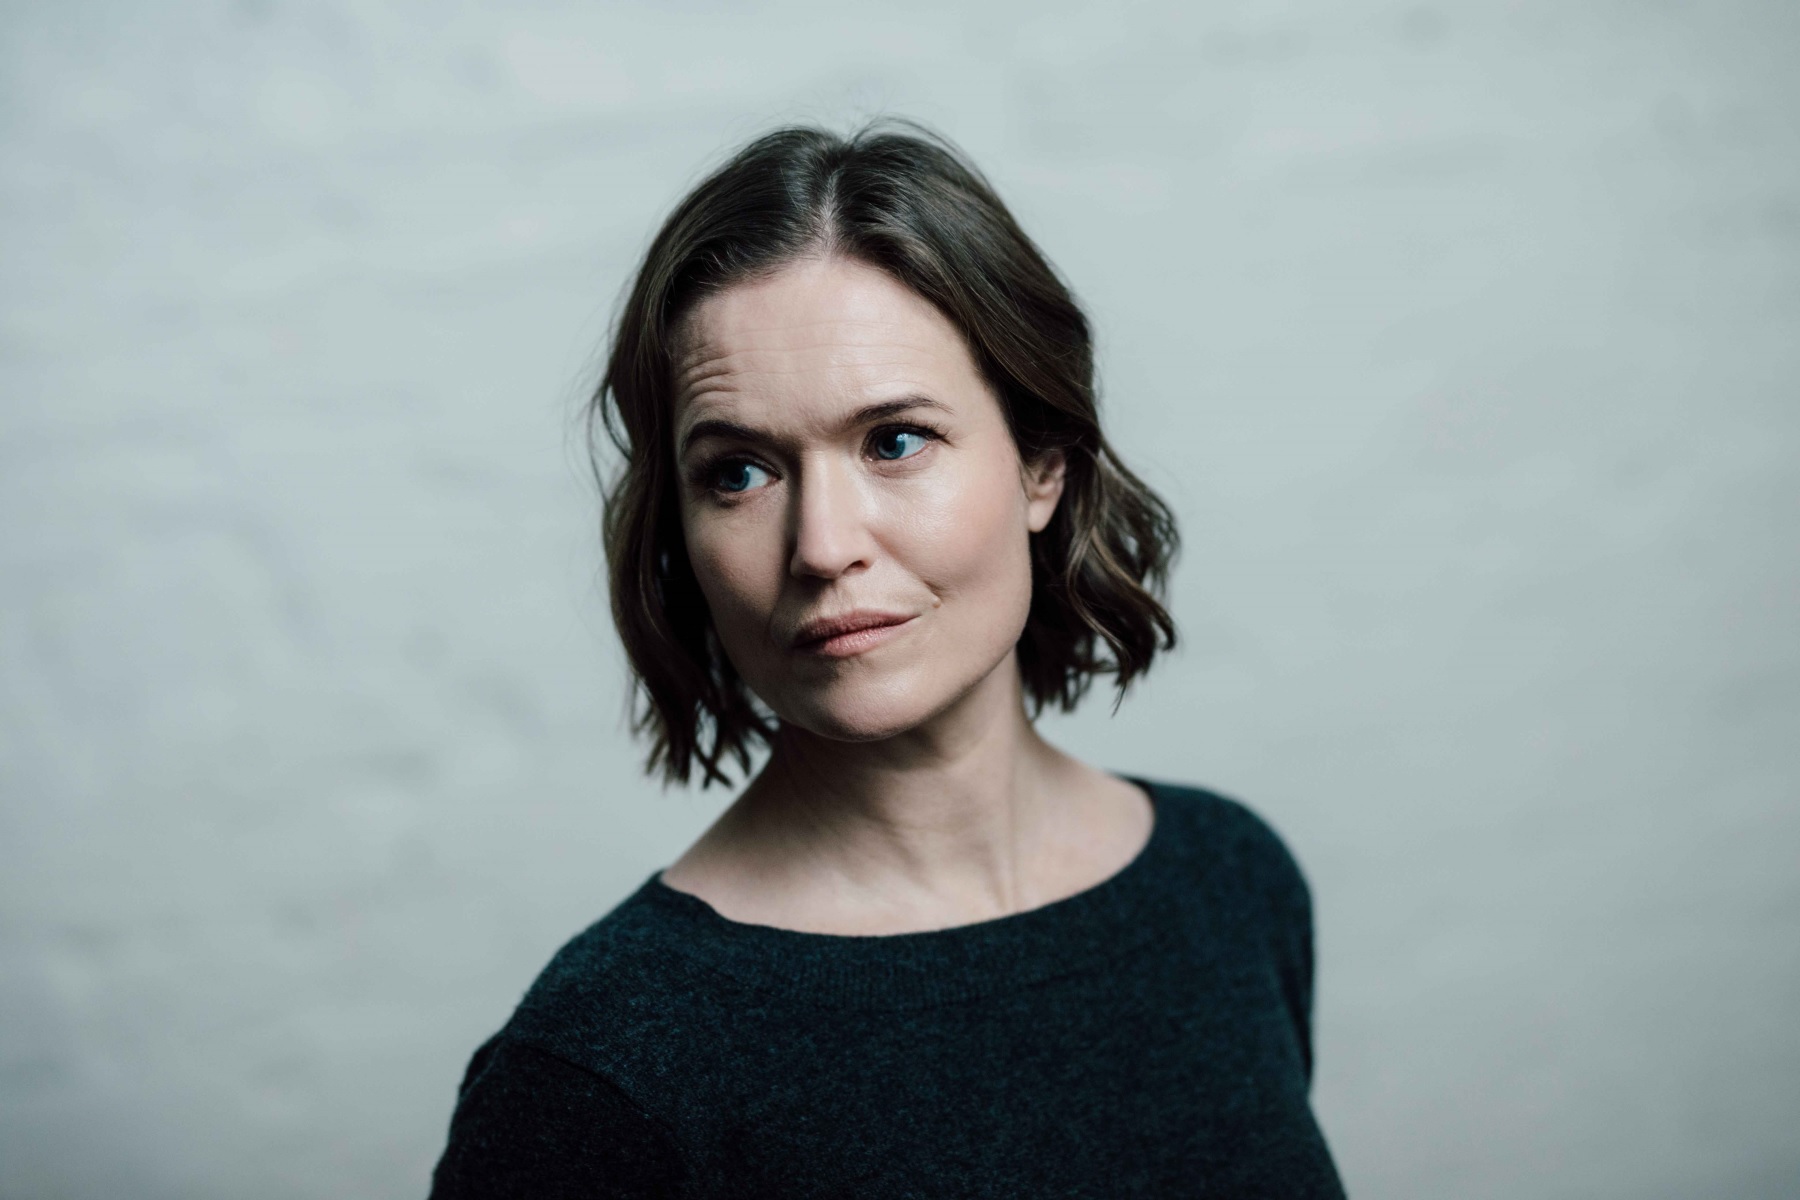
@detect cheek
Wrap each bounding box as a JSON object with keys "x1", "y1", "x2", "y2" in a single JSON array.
[
  {"x1": 896, "y1": 452, "x2": 1033, "y2": 612},
  {"x1": 682, "y1": 505, "x2": 782, "y2": 631}
]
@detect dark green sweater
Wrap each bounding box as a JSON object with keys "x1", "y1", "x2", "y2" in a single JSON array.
[{"x1": 430, "y1": 781, "x2": 1345, "y2": 1198}]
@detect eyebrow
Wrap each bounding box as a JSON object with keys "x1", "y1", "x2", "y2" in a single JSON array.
[{"x1": 676, "y1": 395, "x2": 953, "y2": 458}]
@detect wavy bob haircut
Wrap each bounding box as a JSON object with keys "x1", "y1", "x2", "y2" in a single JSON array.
[{"x1": 592, "y1": 121, "x2": 1178, "y2": 786}]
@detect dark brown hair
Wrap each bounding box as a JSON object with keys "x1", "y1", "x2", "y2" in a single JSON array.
[{"x1": 591, "y1": 120, "x2": 1178, "y2": 786}]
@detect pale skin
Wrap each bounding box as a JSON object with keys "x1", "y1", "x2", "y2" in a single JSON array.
[{"x1": 658, "y1": 255, "x2": 1153, "y2": 937}]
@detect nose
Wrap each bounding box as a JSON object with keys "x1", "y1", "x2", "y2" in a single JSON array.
[{"x1": 787, "y1": 456, "x2": 874, "y2": 582}]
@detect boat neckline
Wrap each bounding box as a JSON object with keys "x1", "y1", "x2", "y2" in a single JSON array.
[{"x1": 624, "y1": 777, "x2": 1179, "y2": 1008}]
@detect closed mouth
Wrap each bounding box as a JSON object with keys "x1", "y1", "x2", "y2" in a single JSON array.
[{"x1": 791, "y1": 611, "x2": 916, "y2": 655}]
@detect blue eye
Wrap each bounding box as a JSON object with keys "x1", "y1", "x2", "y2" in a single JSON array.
[
  {"x1": 715, "y1": 461, "x2": 772, "y2": 493},
  {"x1": 872, "y1": 429, "x2": 929, "y2": 461}
]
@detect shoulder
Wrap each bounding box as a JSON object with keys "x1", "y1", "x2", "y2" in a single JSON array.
[
  {"x1": 1137, "y1": 779, "x2": 1315, "y2": 928},
  {"x1": 498, "y1": 879, "x2": 727, "y2": 1084},
  {"x1": 432, "y1": 1033, "x2": 684, "y2": 1197},
  {"x1": 1141, "y1": 780, "x2": 1320, "y2": 1070},
  {"x1": 432, "y1": 883, "x2": 716, "y2": 1193}
]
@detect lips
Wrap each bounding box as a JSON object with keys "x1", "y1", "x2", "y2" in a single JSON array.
[{"x1": 790, "y1": 609, "x2": 916, "y2": 657}]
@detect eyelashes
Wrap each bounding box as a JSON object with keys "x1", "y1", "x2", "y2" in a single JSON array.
[
  {"x1": 709, "y1": 459, "x2": 774, "y2": 494},
  {"x1": 869, "y1": 427, "x2": 931, "y2": 462},
  {"x1": 690, "y1": 423, "x2": 945, "y2": 500}
]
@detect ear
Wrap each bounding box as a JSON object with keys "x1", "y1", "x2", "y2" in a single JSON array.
[{"x1": 1023, "y1": 449, "x2": 1067, "y2": 534}]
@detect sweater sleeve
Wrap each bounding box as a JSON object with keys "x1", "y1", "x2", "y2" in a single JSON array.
[
  {"x1": 429, "y1": 1034, "x2": 683, "y2": 1199},
  {"x1": 1216, "y1": 796, "x2": 1318, "y2": 1086},
  {"x1": 1274, "y1": 853, "x2": 1316, "y2": 1086}
]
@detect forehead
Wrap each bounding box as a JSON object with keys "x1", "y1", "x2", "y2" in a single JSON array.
[{"x1": 673, "y1": 257, "x2": 984, "y2": 421}]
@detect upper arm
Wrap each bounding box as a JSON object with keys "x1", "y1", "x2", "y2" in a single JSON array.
[
  {"x1": 1217, "y1": 796, "x2": 1318, "y2": 1084},
  {"x1": 1268, "y1": 843, "x2": 1316, "y2": 1083},
  {"x1": 430, "y1": 1035, "x2": 683, "y2": 1199}
]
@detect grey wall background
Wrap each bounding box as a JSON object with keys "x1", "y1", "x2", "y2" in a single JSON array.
[{"x1": 3, "y1": 1, "x2": 1796, "y2": 1197}]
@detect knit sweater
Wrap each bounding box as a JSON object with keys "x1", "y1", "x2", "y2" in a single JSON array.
[{"x1": 430, "y1": 780, "x2": 1345, "y2": 1198}]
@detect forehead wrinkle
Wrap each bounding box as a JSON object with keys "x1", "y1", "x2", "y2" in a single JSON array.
[
  {"x1": 675, "y1": 341, "x2": 943, "y2": 421},
  {"x1": 673, "y1": 350, "x2": 741, "y2": 400},
  {"x1": 679, "y1": 337, "x2": 945, "y2": 391},
  {"x1": 671, "y1": 271, "x2": 983, "y2": 441},
  {"x1": 672, "y1": 354, "x2": 816, "y2": 436},
  {"x1": 683, "y1": 298, "x2": 941, "y2": 357}
]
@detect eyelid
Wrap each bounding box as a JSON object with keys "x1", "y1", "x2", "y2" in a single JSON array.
[
  {"x1": 688, "y1": 422, "x2": 940, "y2": 489},
  {"x1": 864, "y1": 422, "x2": 943, "y2": 454},
  {"x1": 692, "y1": 451, "x2": 780, "y2": 491}
]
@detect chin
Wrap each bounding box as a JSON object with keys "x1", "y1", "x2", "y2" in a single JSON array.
[{"x1": 763, "y1": 665, "x2": 968, "y2": 744}]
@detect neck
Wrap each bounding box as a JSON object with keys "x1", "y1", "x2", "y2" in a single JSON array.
[{"x1": 758, "y1": 656, "x2": 1058, "y2": 901}]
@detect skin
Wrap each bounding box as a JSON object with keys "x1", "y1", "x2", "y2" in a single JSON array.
[{"x1": 658, "y1": 255, "x2": 1152, "y2": 936}]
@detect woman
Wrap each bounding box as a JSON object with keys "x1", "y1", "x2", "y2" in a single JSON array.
[{"x1": 431, "y1": 122, "x2": 1344, "y2": 1198}]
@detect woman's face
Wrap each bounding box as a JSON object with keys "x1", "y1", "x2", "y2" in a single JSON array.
[{"x1": 672, "y1": 256, "x2": 1064, "y2": 743}]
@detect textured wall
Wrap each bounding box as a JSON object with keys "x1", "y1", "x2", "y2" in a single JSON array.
[{"x1": 3, "y1": 2, "x2": 1797, "y2": 1197}]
